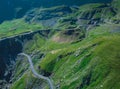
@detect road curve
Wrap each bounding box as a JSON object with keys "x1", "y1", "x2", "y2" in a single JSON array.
[{"x1": 18, "y1": 53, "x2": 54, "y2": 89}]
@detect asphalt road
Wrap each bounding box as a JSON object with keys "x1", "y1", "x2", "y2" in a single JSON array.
[{"x1": 18, "y1": 53, "x2": 54, "y2": 89}]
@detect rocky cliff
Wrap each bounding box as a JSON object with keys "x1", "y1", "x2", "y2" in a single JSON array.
[
  {"x1": 0, "y1": 0, "x2": 120, "y2": 89},
  {"x1": 0, "y1": 30, "x2": 51, "y2": 88}
]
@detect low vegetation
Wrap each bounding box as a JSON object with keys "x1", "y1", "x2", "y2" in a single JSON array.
[{"x1": 0, "y1": 0, "x2": 120, "y2": 89}]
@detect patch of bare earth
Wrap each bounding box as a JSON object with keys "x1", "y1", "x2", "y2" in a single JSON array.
[{"x1": 52, "y1": 29, "x2": 81, "y2": 43}]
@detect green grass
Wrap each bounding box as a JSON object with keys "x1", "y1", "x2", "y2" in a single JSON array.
[
  {"x1": 10, "y1": 23, "x2": 120, "y2": 89},
  {"x1": 7, "y1": 1, "x2": 120, "y2": 89},
  {"x1": 23, "y1": 33, "x2": 46, "y2": 53},
  {"x1": 11, "y1": 72, "x2": 28, "y2": 89},
  {"x1": 39, "y1": 24, "x2": 120, "y2": 89},
  {"x1": 0, "y1": 19, "x2": 43, "y2": 38}
]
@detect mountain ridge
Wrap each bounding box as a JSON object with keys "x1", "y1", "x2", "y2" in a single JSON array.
[
  {"x1": 0, "y1": 0, "x2": 112, "y2": 23},
  {"x1": 0, "y1": 0, "x2": 120, "y2": 89}
]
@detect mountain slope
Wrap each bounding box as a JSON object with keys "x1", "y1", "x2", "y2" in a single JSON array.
[
  {"x1": 0, "y1": 0, "x2": 120, "y2": 89},
  {"x1": 0, "y1": 0, "x2": 112, "y2": 23},
  {"x1": 10, "y1": 23, "x2": 120, "y2": 89}
]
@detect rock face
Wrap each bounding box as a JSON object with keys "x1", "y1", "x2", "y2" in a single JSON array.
[
  {"x1": 0, "y1": 30, "x2": 50, "y2": 87},
  {"x1": 25, "y1": 6, "x2": 72, "y2": 21},
  {"x1": 24, "y1": 6, "x2": 73, "y2": 27},
  {"x1": 23, "y1": 3, "x2": 119, "y2": 30},
  {"x1": 0, "y1": 0, "x2": 119, "y2": 89},
  {"x1": 0, "y1": 38, "x2": 22, "y2": 82}
]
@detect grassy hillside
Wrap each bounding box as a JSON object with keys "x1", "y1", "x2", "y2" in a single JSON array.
[
  {"x1": 10, "y1": 22, "x2": 120, "y2": 89},
  {"x1": 0, "y1": 19, "x2": 44, "y2": 38},
  {"x1": 0, "y1": 0, "x2": 120, "y2": 89}
]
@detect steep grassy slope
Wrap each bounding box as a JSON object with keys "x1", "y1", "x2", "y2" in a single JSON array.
[
  {"x1": 0, "y1": 0, "x2": 120, "y2": 89},
  {"x1": 10, "y1": 23, "x2": 120, "y2": 89}
]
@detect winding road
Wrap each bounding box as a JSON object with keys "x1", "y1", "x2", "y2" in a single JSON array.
[{"x1": 18, "y1": 53, "x2": 54, "y2": 89}]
